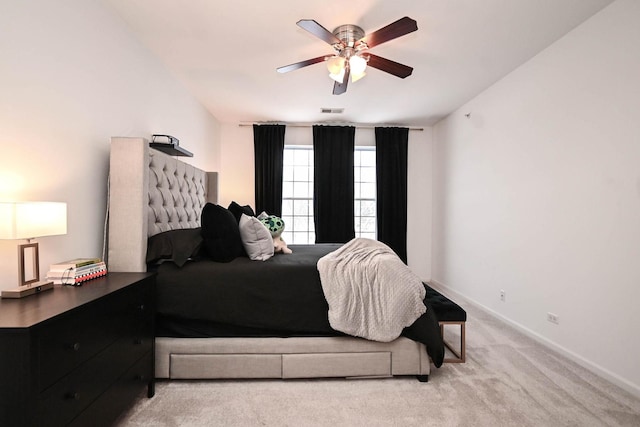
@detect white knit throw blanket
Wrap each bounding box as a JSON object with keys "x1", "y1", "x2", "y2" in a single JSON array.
[{"x1": 317, "y1": 238, "x2": 426, "y2": 342}]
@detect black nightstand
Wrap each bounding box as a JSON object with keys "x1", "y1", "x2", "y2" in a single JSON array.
[{"x1": 0, "y1": 272, "x2": 155, "y2": 427}]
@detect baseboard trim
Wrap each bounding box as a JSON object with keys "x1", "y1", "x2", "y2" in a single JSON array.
[{"x1": 429, "y1": 279, "x2": 640, "y2": 399}]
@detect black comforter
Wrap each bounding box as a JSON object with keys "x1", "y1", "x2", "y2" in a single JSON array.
[{"x1": 154, "y1": 244, "x2": 444, "y2": 367}]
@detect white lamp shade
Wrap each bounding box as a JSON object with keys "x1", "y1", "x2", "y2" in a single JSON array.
[
  {"x1": 349, "y1": 55, "x2": 367, "y2": 75},
  {"x1": 351, "y1": 71, "x2": 366, "y2": 83},
  {"x1": 0, "y1": 202, "x2": 67, "y2": 240},
  {"x1": 326, "y1": 56, "x2": 346, "y2": 75},
  {"x1": 329, "y1": 68, "x2": 346, "y2": 84}
]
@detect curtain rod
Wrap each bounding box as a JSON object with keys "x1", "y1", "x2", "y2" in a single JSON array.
[{"x1": 238, "y1": 122, "x2": 424, "y2": 131}]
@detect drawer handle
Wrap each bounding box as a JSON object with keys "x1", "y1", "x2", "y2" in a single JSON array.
[
  {"x1": 136, "y1": 374, "x2": 146, "y2": 381},
  {"x1": 137, "y1": 304, "x2": 145, "y2": 311},
  {"x1": 67, "y1": 342, "x2": 81, "y2": 351},
  {"x1": 134, "y1": 338, "x2": 144, "y2": 345},
  {"x1": 65, "y1": 391, "x2": 81, "y2": 401}
]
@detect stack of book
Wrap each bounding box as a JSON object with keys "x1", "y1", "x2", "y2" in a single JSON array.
[{"x1": 47, "y1": 257, "x2": 108, "y2": 286}]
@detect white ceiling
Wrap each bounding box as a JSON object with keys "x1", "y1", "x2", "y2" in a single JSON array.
[{"x1": 105, "y1": 0, "x2": 612, "y2": 127}]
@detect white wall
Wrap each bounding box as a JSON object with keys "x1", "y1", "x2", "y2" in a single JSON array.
[
  {"x1": 0, "y1": 0, "x2": 221, "y2": 290},
  {"x1": 219, "y1": 123, "x2": 433, "y2": 279},
  {"x1": 432, "y1": 0, "x2": 640, "y2": 396},
  {"x1": 407, "y1": 129, "x2": 433, "y2": 280},
  {"x1": 218, "y1": 124, "x2": 255, "y2": 208}
]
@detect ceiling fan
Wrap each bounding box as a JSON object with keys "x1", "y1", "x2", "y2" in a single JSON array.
[{"x1": 277, "y1": 16, "x2": 418, "y2": 95}]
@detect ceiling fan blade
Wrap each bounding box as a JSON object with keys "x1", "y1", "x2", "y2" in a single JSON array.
[
  {"x1": 297, "y1": 19, "x2": 343, "y2": 46},
  {"x1": 367, "y1": 54, "x2": 413, "y2": 78},
  {"x1": 277, "y1": 55, "x2": 328, "y2": 73},
  {"x1": 359, "y1": 16, "x2": 417, "y2": 48},
  {"x1": 333, "y1": 67, "x2": 350, "y2": 95}
]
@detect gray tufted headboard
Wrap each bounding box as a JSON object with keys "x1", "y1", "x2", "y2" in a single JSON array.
[{"x1": 107, "y1": 137, "x2": 217, "y2": 272}]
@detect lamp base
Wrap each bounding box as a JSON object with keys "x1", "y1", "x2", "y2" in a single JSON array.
[{"x1": 1, "y1": 280, "x2": 54, "y2": 299}]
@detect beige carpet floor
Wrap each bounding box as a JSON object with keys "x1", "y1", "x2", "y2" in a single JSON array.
[{"x1": 117, "y1": 293, "x2": 640, "y2": 426}]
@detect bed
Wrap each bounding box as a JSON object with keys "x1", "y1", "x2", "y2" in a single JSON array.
[{"x1": 107, "y1": 137, "x2": 443, "y2": 381}]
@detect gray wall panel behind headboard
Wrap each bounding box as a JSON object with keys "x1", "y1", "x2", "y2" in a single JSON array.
[{"x1": 108, "y1": 137, "x2": 217, "y2": 272}]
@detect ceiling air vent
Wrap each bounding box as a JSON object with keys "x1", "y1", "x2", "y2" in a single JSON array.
[{"x1": 320, "y1": 108, "x2": 344, "y2": 114}]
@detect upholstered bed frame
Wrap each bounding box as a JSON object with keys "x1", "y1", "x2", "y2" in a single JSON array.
[{"x1": 107, "y1": 137, "x2": 431, "y2": 381}]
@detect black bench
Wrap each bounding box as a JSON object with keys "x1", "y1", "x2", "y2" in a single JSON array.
[{"x1": 425, "y1": 284, "x2": 467, "y2": 363}]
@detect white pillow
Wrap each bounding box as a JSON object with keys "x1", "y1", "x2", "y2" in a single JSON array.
[{"x1": 238, "y1": 214, "x2": 274, "y2": 261}]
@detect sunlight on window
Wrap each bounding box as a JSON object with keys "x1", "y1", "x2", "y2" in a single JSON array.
[
  {"x1": 282, "y1": 147, "x2": 315, "y2": 244},
  {"x1": 354, "y1": 147, "x2": 377, "y2": 240},
  {"x1": 282, "y1": 146, "x2": 376, "y2": 244}
]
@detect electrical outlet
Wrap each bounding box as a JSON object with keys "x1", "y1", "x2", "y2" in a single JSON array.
[
  {"x1": 500, "y1": 290, "x2": 506, "y2": 302},
  {"x1": 547, "y1": 312, "x2": 559, "y2": 324}
]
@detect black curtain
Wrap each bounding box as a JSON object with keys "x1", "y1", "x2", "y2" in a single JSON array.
[
  {"x1": 253, "y1": 124, "x2": 285, "y2": 216},
  {"x1": 375, "y1": 127, "x2": 409, "y2": 263},
  {"x1": 313, "y1": 125, "x2": 355, "y2": 243}
]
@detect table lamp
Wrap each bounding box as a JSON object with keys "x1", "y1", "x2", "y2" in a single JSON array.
[{"x1": 0, "y1": 201, "x2": 67, "y2": 298}]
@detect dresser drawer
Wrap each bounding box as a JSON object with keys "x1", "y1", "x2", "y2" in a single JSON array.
[
  {"x1": 111, "y1": 330, "x2": 153, "y2": 368},
  {"x1": 37, "y1": 304, "x2": 118, "y2": 391},
  {"x1": 113, "y1": 281, "x2": 154, "y2": 336},
  {"x1": 68, "y1": 352, "x2": 152, "y2": 427},
  {"x1": 37, "y1": 334, "x2": 151, "y2": 426},
  {"x1": 37, "y1": 281, "x2": 152, "y2": 391}
]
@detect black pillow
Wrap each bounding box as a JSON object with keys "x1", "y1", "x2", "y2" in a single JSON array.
[
  {"x1": 228, "y1": 201, "x2": 256, "y2": 223},
  {"x1": 201, "y1": 203, "x2": 245, "y2": 262},
  {"x1": 146, "y1": 228, "x2": 203, "y2": 267}
]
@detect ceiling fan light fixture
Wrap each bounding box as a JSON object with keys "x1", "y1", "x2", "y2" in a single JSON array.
[
  {"x1": 329, "y1": 68, "x2": 346, "y2": 84},
  {"x1": 279, "y1": 17, "x2": 417, "y2": 94},
  {"x1": 349, "y1": 54, "x2": 367, "y2": 76},
  {"x1": 351, "y1": 71, "x2": 366, "y2": 83},
  {"x1": 326, "y1": 56, "x2": 346, "y2": 75}
]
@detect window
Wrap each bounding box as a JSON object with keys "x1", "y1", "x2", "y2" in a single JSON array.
[
  {"x1": 281, "y1": 146, "x2": 376, "y2": 244},
  {"x1": 354, "y1": 147, "x2": 377, "y2": 239},
  {"x1": 282, "y1": 147, "x2": 314, "y2": 244}
]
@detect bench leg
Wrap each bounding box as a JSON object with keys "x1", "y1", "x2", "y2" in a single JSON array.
[{"x1": 440, "y1": 321, "x2": 466, "y2": 363}]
